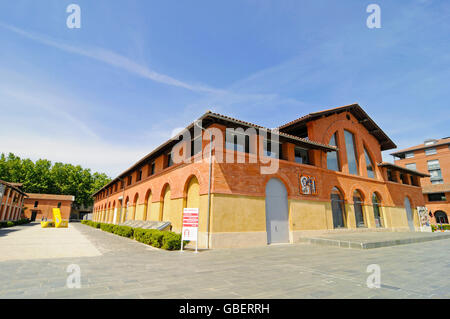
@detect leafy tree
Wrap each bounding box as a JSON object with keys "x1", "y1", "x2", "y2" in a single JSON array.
[{"x1": 0, "y1": 152, "x2": 111, "y2": 208}]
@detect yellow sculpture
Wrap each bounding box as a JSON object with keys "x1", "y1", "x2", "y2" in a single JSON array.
[{"x1": 41, "y1": 208, "x2": 68, "y2": 228}]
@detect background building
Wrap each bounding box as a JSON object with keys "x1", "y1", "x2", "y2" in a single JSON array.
[
  {"x1": 23, "y1": 194, "x2": 75, "y2": 221},
  {"x1": 392, "y1": 137, "x2": 450, "y2": 225},
  {"x1": 0, "y1": 180, "x2": 27, "y2": 221},
  {"x1": 92, "y1": 104, "x2": 427, "y2": 248}
]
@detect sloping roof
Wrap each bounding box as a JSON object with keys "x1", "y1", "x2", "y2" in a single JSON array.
[
  {"x1": 422, "y1": 184, "x2": 450, "y2": 194},
  {"x1": 92, "y1": 111, "x2": 338, "y2": 196},
  {"x1": 26, "y1": 193, "x2": 75, "y2": 201},
  {"x1": 0, "y1": 180, "x2": 28, "y2": 196},
  {"x1": 377, "y1": 162, "x2": 430, "y2": 177},
  {"x1": 278, "y1": 103, "x2": 397, "y2": 151},
  {"x1": 391, "y1": 137, "x2": 450, "y2": 156}
]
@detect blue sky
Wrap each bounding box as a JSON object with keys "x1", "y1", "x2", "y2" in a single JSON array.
[{"x1": 0, "y1": 0, "x2": 449, "y2": 177}]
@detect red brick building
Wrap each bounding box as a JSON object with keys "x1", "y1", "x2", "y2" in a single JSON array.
[
  {"x1": 23, "y1": 194, "x2": 75, "y2": 222},
  {"x1": 0, "y1": 180, "x2": 27, "y2": 221},
  {"x1": 393, "y1": 137, "x2": 450, "y2": 225},
  {"x1": 92, "y1": 104, "x2": 428, "y2": 248}
]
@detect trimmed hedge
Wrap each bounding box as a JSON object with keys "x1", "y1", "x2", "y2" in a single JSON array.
[
  {"x1": 81, "y1": 220, "x2": 101, "y2": 228},
  {"x1": 82, "y1": 221, "x2": 187, "y2": 250},
  {"x1": 0, "y1": 218, "x2": 31, "y2": 228},
  {"x1": 432, "y1": 224, "x2": 450, "y2": 231}
]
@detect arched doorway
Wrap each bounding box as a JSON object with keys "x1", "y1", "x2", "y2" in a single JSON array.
[
  {"x1": 186, "y1": 177, "x2": 200, "y2": 208},
  {"x1": 162, "y1": 186, "x2": 171, "y2": 221},
  {"x1": 331, "y1": 187, "x2": 346, "y2": 228},
  {"x1": 353, "y1": 190, "x2": 366, "y2": 228},
  {"x1": 144, "y1": 191, "x2": 152, "y2": 221},
  {"x1": 124, "y1": 198, "x2": 129, "y2": 222},
  {"x1": 404, "y1": 197, "x2": 415, "y2": 231},
  {"x1": 132, "y1": 193, "x2": 139, "y2": 220},
  {"x1": 265, "y1": 178, "x2": 289, "y2": 244},
  {"x1": 435, "y1": 211, "x2": 448, "y2": 224},
  {"x1": 372, "y1": 193, "x2": 383, "y2": 228}
]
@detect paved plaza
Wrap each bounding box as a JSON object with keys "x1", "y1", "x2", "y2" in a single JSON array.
[{"x1": 0, "y1": 222, "x2": 449, "y2": 299}]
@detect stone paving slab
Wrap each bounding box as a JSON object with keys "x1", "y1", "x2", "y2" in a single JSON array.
[
  {"x1": 0, "y1": 223, "x2": 102, "y2": 261},
  {"x1": 299, "y1": 231, "x2": 450, "y2": 249},
  {"x1": 0, "y1": 223, "x2": 449, "y2": 298}
]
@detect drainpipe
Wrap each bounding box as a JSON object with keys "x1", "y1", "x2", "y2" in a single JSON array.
[
  {"x1": 194, "y1": 121, "x2": 213, "y2": 249},
  {"x1": 118, "y1": 177, "x2": 126, "y2": 225}
]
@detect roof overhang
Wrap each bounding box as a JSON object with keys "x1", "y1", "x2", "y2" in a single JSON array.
[
  {"x1": 92, "y1": 111, "x2": 338, "y2": 197},
  {"x1": 377, "y1": 162, "x2": 430, "y2": 177},
  {"x1": 278, "y1": 103, "x2": 397, "y2": 151}
]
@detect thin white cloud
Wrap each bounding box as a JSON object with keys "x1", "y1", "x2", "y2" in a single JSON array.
[{"x1": 0, "y1": 23, "x2": 225, "y2": 94}]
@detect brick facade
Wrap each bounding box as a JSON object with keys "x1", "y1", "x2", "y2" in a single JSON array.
[{"x1": 92, "y1": 104, "x2": 427, "y2": 248}]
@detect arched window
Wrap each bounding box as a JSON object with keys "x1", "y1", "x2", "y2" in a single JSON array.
[
  {"x1": 327, "y1": 133, "x2": 340, "y2": 171},
  {"x1": 145, "y1": 191, "x2": 152, "y2": 221},
  {"x1": 435, "y1": 211, "x2": 448, "y2": 224},
  {"x1": 331, "y1": 187, "x2": 346, "y2": 228},
  {"x1": 364, "y1": 147, "x2": 376, "y2": 179},
  {"x1": 372, "y1": 193, "x2": 383, "y2": 228},
  {"x1": 353, "y1": 190, "x2": 366, "y2": 228},
  {"x1": 344, "y1": 130, "x2": 359, "y2": 175}
]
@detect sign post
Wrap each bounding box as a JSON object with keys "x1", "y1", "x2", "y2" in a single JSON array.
[
  {"x1": 417, "y1": 206, "x2": 431, "y2": 232},
  {"x1": 181, "y1": 208, "x2": 199, "y2": 253}
]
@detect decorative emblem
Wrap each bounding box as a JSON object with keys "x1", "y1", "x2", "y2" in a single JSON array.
[{"x1": 300, "y1": 175, "x2": 317, "y2": 195}]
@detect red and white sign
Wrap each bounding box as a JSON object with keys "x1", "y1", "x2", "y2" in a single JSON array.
[{"x1": 182, "y1": 208, "x2": 199, "y2": 242}]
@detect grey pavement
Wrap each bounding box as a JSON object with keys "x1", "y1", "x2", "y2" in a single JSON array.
[{"x1": 0, "y1": 222, "x2": 449, "y2": 299}]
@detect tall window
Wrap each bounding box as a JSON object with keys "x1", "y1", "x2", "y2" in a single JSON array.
[
  {"x1": 226, "y1": 130, "x2": 250, "y2": 153},
  {"x1": 263, "y1": 138, "x2": 281, "y2": 159},
  {"x1": 353, "y1": 190, "x2": 366, "y2": 228},
  {"x1": 327, "y1": 133, "x2": 340, "y2": 171},
  {"x1": 34, "y1": 201, "x2": 39, "y2": 208},
  {"x1": 344, "y1": 130, "x2": 359, "y2": 175},
  {"x1": 331, "y1": 187, "x2": 346, "y2": 228},
  {"x1": 428, "y1": 159, "x2": 443, "y2": 184},
  {"x1": 149, "y1": 162, "x2": 155, "y2": 176},
  {"x1": 372, "y1": 193, "x2": 383, "y2": 228},
  {"x1": 191, "y1": 135, "x2": 202, "y2": 157},
  {"x1": 137, "y1": 169, "x2": 142, "y2": 182},
  {"x1": 364, "y1": 147, "x2": 375, "y2": 178},
  {"x1": 294, "y1": 147, "x2": 309, "y2": 164},
  {"x1": 167, "y1": 152, "x2": 173, "y2": 167}
]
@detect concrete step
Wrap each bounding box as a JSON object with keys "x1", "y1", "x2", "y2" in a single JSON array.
[
  {"x1": 299, "y1": 231, "x2": 450, "y2": 249},
  {"x1": 120, "y1": 220, "x2": 171, "y2": 231}
]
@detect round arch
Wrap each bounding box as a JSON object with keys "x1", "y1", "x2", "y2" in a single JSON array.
[
  {"x1": 435, "y1": 211, "x2": 448, "y2": 224},
  {"x1": 404, "y1": 196, "x2": 415, "y2": 231},
  {"x1": 185, "y1": 176, "x2": 200, "y2": 209},
  {"x1": 265, "y1": 178, "x2": 289, "y2": 244},
  {"x1": 144, "y1": 189, "x2": 152, "y2": 221},
  {"x1": 331, "y1": 186, "x2": 346, "y2": 228},
  {"x1": 161, "y1": 184, "x2": 171, "y2": 221}
]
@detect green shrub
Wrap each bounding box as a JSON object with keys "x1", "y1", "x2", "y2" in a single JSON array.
[
  {"x1": 6, "y1": 221, "x2": 14, "y2": 227},
  {"x1": 432, "y1": 224, "x2": 450, "y2": 231},
  {"x1": 82, "y1": 221, "x2": 186, "y2": 250},
  {"x1": 113, "y1": 225, "x2": 134, "y2": 238},
  {"x1": 100, "y1": 223, "x2": 115, "y2": 233},
  {"x1": 161, "y1": 232, "x2": 183, "y2": 250}
]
